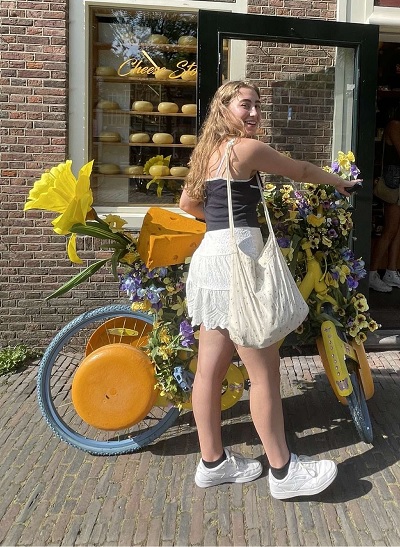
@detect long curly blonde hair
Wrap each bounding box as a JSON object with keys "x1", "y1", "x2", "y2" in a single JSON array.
[{"x1": 185, "y1": 80, "x2": 261, "y2": 200}]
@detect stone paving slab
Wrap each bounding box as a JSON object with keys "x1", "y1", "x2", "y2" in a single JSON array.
[{"x1": 1, "y1": 350, "x2": 400, "y2": 546}]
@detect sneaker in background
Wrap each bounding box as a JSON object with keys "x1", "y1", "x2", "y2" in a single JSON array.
[
  {"x1": 269, "y1": 453, "x2": 337, "y2": 500},
  {"x1": 195, "y1": 448, "x2": 262, "y2": 488},
  {"x1": 383, "y1": 270, "x2": 400, "y2": 288},
  {"x1": 369, "y1": 271, "x2": 392, "y2": 292}
]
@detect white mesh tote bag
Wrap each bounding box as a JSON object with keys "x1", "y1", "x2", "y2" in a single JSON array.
[{"x1": 226, "y1": 140, "x2": 309, "y2": 348}]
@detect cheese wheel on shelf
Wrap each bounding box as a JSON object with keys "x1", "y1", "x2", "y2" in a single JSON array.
[
  {"x1": 97, "y1": 100, "x2": 120, "y2": 110},
  {"x1": 170, "y1": 166, "x2": 189, "y2": 177},
  {"x1": 147, "y1": 34, "x2": 169, "y2": 44},
  {"x1": 180, "y1": 134, "x2": 197, "y2": 145},
  {"x1": 181, "y1": 104, "x2": 197, "y2": 115},
  {"x1": 152, "y1": 133, "x2": 174, "y2": 144},
  {"x1": 95, "y1": 66, "x2": 117, "y2": 76},
  {"x1": 98, "y1": 164, "x2": 120, "y2": 174},
  {"x1": 157, "y1": 102, "x2": 179, "y2": 114},
  {"x1": 178, "y1": 36, "x2": 197, "y2": 46},
  {"x1": 123, "y1": 165, "x2": 144, "y2": 175},
  {"x1": 154, "y1": 68, "x2": 173, "y2": 80},
  {"x1": 132, "y1": 101, "x2": 153, "y2": 112},
  {"x1": 129, "y1": 133, "x2": 151, "y2": 143},
  {"x1": 99, "y1": 131, "x2": 121, "y2": 142},
  {"x1": 149, "y1": 165, "x2": 170, "y2": 177}
]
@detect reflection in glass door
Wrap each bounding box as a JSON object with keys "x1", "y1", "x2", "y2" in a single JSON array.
[{"x1": 221, "y1": 39, "x2": 355, "y2": 174}]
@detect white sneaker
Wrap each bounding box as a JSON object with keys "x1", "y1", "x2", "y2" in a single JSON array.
[
  {"x1": 269, "y1": 454, "x2": 337, "y2": 500},
  {"x1": 195, "y1": 448, "x2": 262, "y2": 488},
  {"x1": 382, "y1": 270, "x2": 400, "y2": 288},
  {"x1": 369, "y1": 271, "x2": 392, "y2": 292}
]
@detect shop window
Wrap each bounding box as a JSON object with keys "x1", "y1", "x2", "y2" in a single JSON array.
[
  {"x1": 90, "y1": 8, "x2": 198, "y2": 208},
  {"x1": 374, "y1": 1, "x2": 400, "y2": 6}
]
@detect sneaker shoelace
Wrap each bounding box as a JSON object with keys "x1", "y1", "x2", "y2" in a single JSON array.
[{"x1": 295, "y1": 455, "x2": 318, "y2": 477}]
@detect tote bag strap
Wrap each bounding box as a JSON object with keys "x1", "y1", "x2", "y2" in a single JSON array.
[{"x1": 225, "y1": 139, "x2": 275, "y2": 241}]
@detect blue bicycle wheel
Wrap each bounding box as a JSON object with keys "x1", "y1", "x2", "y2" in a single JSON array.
[
  {"x1": 346, "y1": 371, "x2": 373, "y2": 444},
  {"x1": 37, "y1": 305, "x2": 180, "y2": 455}
]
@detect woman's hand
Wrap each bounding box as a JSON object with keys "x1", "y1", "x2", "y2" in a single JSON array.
[{"x1": 335, "y1": 179, "x2": 363, "y2": 197}]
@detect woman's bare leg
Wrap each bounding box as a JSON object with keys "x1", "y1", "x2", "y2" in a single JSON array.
[
  {"x1": 371, "y1": 203, "x2": 400, "y2": 270},
  {"x1": 236, "y1": 343, "x2": 290, "y2": 469},
  {"x1": 191, "y1": 325, "x2": 235, "y2": 461}
]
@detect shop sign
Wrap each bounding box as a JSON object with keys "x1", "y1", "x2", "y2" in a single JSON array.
[{"x1": 118, "y1": 50, "x2": 197, "y2": 80}]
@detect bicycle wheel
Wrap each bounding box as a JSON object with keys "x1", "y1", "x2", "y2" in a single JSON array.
[
  {"x1": 37, "y1": 305, "x2": 180, "y2": 455},
  {"x1": 346, "y1": 371, "x2": 373, "y2": 444}
]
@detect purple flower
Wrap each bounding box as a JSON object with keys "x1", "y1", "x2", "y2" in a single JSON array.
[
  {"x1": 331, "y1": 161, "x2": 340, "y2": 173},
  {"x1": 277, "y1": 237, "x2": 291, "y2": 248},
  {"x1": 327, "y1": 229, "x2": 338, "y2": 238},
  {"x1": 350, "y1": 164, "x2": 360, "y2": 178},
  {"x1": 179, "y1": 320, "x2": 195, "y2": 347}
]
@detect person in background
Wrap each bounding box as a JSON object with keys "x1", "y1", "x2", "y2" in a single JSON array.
[
  {"x1": 179, "y1": 80, "x2": 360, "y2": 499},
  {"x1": 369, "y1": 112, "x2": 400, "y2": 292}
]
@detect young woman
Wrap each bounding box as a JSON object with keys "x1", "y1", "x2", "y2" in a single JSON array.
[{"x1": 179, "y1": 80, "x2": 359, "y2": 499}]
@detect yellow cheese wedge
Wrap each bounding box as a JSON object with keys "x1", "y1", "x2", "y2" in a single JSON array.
[{"x1": 137, "y1": 207, "x2": 206, "y2": 268}]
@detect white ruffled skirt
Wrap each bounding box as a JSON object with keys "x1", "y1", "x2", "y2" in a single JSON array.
[{"x1": 186, "y1": 227, "x2": 263, "y2": 330}]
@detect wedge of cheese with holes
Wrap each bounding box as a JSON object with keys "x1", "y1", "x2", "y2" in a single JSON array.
[{"x1": 137, "y1": 207, "x2": 205, "y2": 268}]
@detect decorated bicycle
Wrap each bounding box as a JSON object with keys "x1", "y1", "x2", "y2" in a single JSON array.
[{"x1": 24, "y1": 151, "x2": 379, "y2": 455}]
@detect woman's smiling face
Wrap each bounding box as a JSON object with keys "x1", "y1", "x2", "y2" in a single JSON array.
[{"x1": 227, "y1": 87, "x2": 261, "y2": 137}]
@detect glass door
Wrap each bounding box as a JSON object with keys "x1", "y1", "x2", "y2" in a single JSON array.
[{"x1": 196, "y1": 11, "x2": 379, "y2": 291}]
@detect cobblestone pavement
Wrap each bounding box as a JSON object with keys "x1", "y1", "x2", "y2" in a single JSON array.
[{"x1": 1, "y1": 349, "x2": 400, "y2": 546}]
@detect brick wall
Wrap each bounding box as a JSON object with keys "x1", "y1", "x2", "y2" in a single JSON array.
[
  {"x1": 0, "y1": 1, "x2": 120, "y2": 349},
  {"x1": 1, "y1": 0, "x2": 337, "y2": 350}
]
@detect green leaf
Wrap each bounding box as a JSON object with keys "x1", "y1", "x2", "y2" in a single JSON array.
[
  {"x1": 70, "y1": 223, "x2": 128, "y2": 244},
  {"x1": 46, "y1": 258, "x2": 110, "y2": 299}
]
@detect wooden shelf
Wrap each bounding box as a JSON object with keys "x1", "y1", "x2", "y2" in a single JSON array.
[
  {"x1": 94, "y1": 141, "x2": 195, "y2": 148},
  {"x1": 94, "y1": 109, "x2": 195, "y2": 117},
  {"x1": 93, "y1": 173, "x2": 187, "y2": 180},
  {"x1": 94, "y1": 42, "x2": 197, "y2": 54},
  {"x1": 94, "y1": 76, "x2": 196, "y2": 86}
]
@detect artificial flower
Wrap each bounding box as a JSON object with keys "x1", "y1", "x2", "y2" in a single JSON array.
[{"x1": 24, "y1": 160, "x2": 94, "y2": 263}]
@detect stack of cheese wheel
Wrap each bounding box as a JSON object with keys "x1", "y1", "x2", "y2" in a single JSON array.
[
  {"x1": 180, "y1": 134, "x2": 197, "y2": 145},
  {"x1": 157, "y1": 102, "x2": 179, "y2": 114},
  {"x1": 129, "y1": 133, "x2": 151, "y2": 143},
  {"x1": 132, "y1": 101, "x2": 153, "y2": 112},
  {"x1": 99, "y1": 131, "x2": 121, "y2": 143},
  {"x1": 97, "y1": 100, "x2": 120, "y2": 110},
  {"x1": 152, "y1": 133, "x2": 173, "y2": 144},
  {"x1": 99, "y1": 164, "x2": 120, "y2": 174}
]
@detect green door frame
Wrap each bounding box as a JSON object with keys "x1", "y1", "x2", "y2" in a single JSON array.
[{"x1": 196, "y1": 10, "x2": 379, "y2": 294}]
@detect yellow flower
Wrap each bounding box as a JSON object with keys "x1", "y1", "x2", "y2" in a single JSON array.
[
  {"x1": 354, "y1": 332, "x2": 367, "y2": 345},
  {"x1": 307, "y1": 214, "x2": 325, "y2": 227},
  {"x1": 131, "y1": 300, "x2": 152, "y2": 312},
  {"x1": 159, "y1": 328, "x2": 171, "y2": 344},
  {"x1": 103, "y1": 214, "x2": 127, "y2": 233},
  {"x1": 325, "y1": 272, "x2": 339, "y2": 288},
  {"x1": 24, "y1": 160, "x2": 94, "y2": 263},
  {"x1": 368, "y1": 320, "x2": 379, "y2": 332}
]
